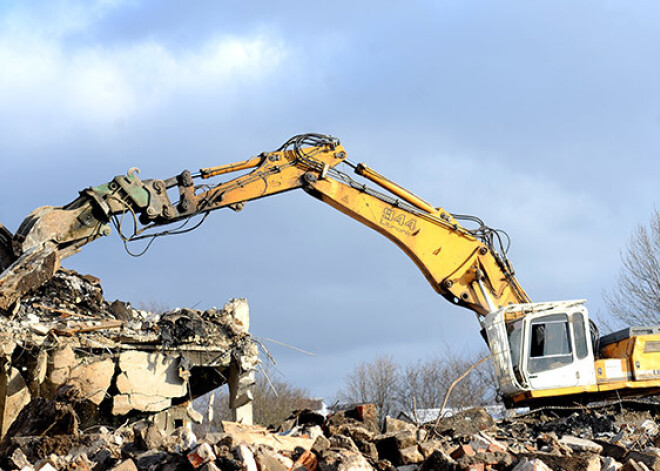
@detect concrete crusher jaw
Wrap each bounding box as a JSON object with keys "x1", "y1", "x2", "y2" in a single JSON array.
[
  {"x1": 0, "y1": 191, "x2": 111, "y2": 312},
  {"x1": 0, "y1": 223, "x2": 62, "y2": 312}
]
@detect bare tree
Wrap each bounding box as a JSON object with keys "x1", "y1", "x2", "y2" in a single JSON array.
[
  {"x1": 135, "y1": 299, "x2": 172, "y2": 314},
  {"x1": 398, "y1": 355, "x2": 447, "y2": 413},
  {"x1": 450, "y1": 350, "x2": 498, "y2": 408},
  {"x1": 337, "y1": 355, "x2": 400, "y2": 425},
  {"x1": 251, "y1": 373, "x2": 318, "y2": 428},
  {"x1": 338, "y1": 350, "x2": 497, "y2": 425},
  {"x1": 604, "y1": 210, "x2": 660, "y2": 327},
  {"x1": 397, "y1": 347, "x2": 497, "y2": 420}
]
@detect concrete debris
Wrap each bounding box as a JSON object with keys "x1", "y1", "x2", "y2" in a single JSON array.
[
  {"x1": 558, "y1": 434, "x2": 603, "y2": 453},
  {"x1": 3, "y1": 269, "x2": 660, "y2": 470},
  {"x1": 2, "y1": 399, "x2": 660, "y2": 470},
  {"x1": 0, "y1": 268, "x2": 259, "y2": 437},
  {"x1": 433, "y1": 406, "x2": 496, "y2": 436}
]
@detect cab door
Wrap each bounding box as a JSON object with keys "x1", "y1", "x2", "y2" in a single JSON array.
[{"x1": 522, "y1": 310, "x2": 596, "y2": 390}]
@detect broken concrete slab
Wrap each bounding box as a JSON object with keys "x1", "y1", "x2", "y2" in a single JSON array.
[
  {"x1": 226, "y1": 298, "x2": 249, "y2": 333},
  {"x1": 254, "y1": 446, "x2": 290, "y2": 471},
  {"x1": 433, "y1": 407, "x2": 495, "y2": 437},
  {"x1": 0, "y1": 246, "x2": 60, "y2": 311},
  {"x1": 69, "y1": 357, "x2": 114, "y2": 405},
  {"x1": 0, "y1": 364, "x2": 32, "y2": 437},
  {"x1": 559, "y1": 434, "x2": 604, "y2": 454},
  {"x1": 512, "y1": 458, "x2": 554, "y2": 471},
  {"x1": 383, "y1": 417, "x2": 417, "y2": 435},
  {"x1": 133, "y1": 420, "x2": 163, "y2": 451},
  {"x1": 398, "y1": 445, "x2": 424, "y2": 465},
  {"x1": 318, "y1": 448, "x2": 373, "y2": 471},
  {"x1": 329, "y1": 434, "x2": 360, "y2": 453},
  {"x1": 114, "y1": 351, "x2": 188, "y2": 414},
  {"x1": 0, "y1": 268, "x2": 259, "y2": 435},
  {"x1": 221, "y1": 421, "x2": 315, "y2": 452},
  {"x1": 374, "y1": 431, "x2": 418, "y2": 466},
  {"x1": 417, "y1": 440, "x2": 445, "y2": 459}
]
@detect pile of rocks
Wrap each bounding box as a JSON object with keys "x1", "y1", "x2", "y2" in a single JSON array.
[{"x1": 4, "y1": 400, "x2": 660, "y2": 471}]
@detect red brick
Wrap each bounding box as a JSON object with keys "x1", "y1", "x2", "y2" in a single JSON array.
[{"x1": 450, "y1": 445, "x2": 475, "y2": 459}]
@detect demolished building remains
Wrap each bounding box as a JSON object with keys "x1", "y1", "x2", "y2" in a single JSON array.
[
  {"x1": 0, "y1": 263, "x2": 659, "y2": 470},
  {"x1": 0, "y1": 268, "x2": 259, "y2": 437}
]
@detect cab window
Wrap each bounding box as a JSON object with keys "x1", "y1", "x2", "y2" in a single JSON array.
[
  {"x1": 572, "y1": 312, "x2": 589, "y2": 359},
  {"x1": 506, "y1": 318, "x2": 524, "y2": 384},
  {"x1": 528, "y1": 313, "x2": 573, "y2": 373}
]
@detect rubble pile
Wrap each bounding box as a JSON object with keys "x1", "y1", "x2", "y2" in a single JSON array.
[
  {"x1": 0, "y1": 268, "x2": 258, "y2": 437},
  {"x1": 4, "y1": 269, "x2": 660, "y2": 470},
  {"x1": 5, "y1": 402, "x2": 660, "y2": 471}
]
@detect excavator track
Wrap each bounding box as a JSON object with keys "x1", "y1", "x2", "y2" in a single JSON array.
[{"x1": 516, "y1": 397, "x2": 660, "y2": 419}]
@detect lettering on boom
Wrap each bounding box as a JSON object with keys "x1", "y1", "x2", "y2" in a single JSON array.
[{"x1": 380, "y1": 208, "x2": 417, "y2": 235}]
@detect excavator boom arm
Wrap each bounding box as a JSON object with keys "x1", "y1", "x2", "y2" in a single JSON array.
[
  {"x1": 0, "y1": 134, "x2": 530, "y2": 315},
  {"x1": 302, "y1": 173, "x2": 530, "y2": 315}
]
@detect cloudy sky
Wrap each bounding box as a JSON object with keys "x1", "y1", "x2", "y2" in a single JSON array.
[{"x1": 0, "y1": 0, "x2": 658, "y2": 400}]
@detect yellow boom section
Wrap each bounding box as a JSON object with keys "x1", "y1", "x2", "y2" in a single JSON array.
[
  {"x1": 302, "y1": 174, "x2": 530, "y2": 315},
  {"x1": 190, "y1": 141, "x2": 530, "y2": 316},
  {"x1": 3, "y1": 134, "x2": 530, "y2": 318}
]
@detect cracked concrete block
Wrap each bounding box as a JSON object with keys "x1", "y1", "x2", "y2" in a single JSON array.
[
  {"x1": 227, "y1": 298, "x2": 249, "y2": 333},
  {"x1": 384, "y1": 417, "x2": 417, "y2": 434},
  {"x1": 559, "y1": 435, "x2": 603, "y2": 454},
  {"x1": 0, "y1": 340, "x2": 16, "y2": 357},
  {"x1": 133, "y1": 420, "x2": 163, "y2": 451},
  {"x1": 0, "y1": 366, "x2": 31, "y2": 436},
  {"x1": 399, "y1": 446, "x2": 424, "y2": 465},
  {"x1": 117, "y1": 351, "x2": 188, "y2": 397},
  {"x1": 0, "y1": 245, "x2": 60, "y2": 311},
  {"x1": 330, "y1": 435, "x2": 360, "y2": 452},
  {"x1": 318, "y1": 449, "x2": 373, "y2": 471},
  {"x1": 10, "y1": 448, "x2": 32, "y2": 469},
  {"x1": 49, "y1": 346, "x2": 79, "y2": 385},
  {"x1": 254, "y1": 447, "x2": 289, "y2": 471},
  {"x1": 113, "y1": 351, "x2": 188, "y2": 415},
  {"x1": 229, "y1": 363, "x2": 254, "y2": 425},
  {"x1": 69, "y1": 357, "x2": 114, "y2": 405},
  {"x1": 511, "y1": 459, "x2": 553, "y2": 471},
  {"x1": 187, "y1": 405, "x2": 203, "y2": 424},
  {"x1": 418, "y1": 440, "x2": 444, "y2": 459},
  {"x1": 112, "y1": 393, "x2": 171, "y2": 416}
]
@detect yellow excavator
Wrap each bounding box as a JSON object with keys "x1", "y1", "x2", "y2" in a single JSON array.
[{"x1": 0, "y1": 133, "x2": 658, "y2": 407}]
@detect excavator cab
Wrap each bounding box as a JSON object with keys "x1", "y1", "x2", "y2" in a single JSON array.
[{"x1": 485, "y1": 300, "x2": 598, "y2": 406}]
